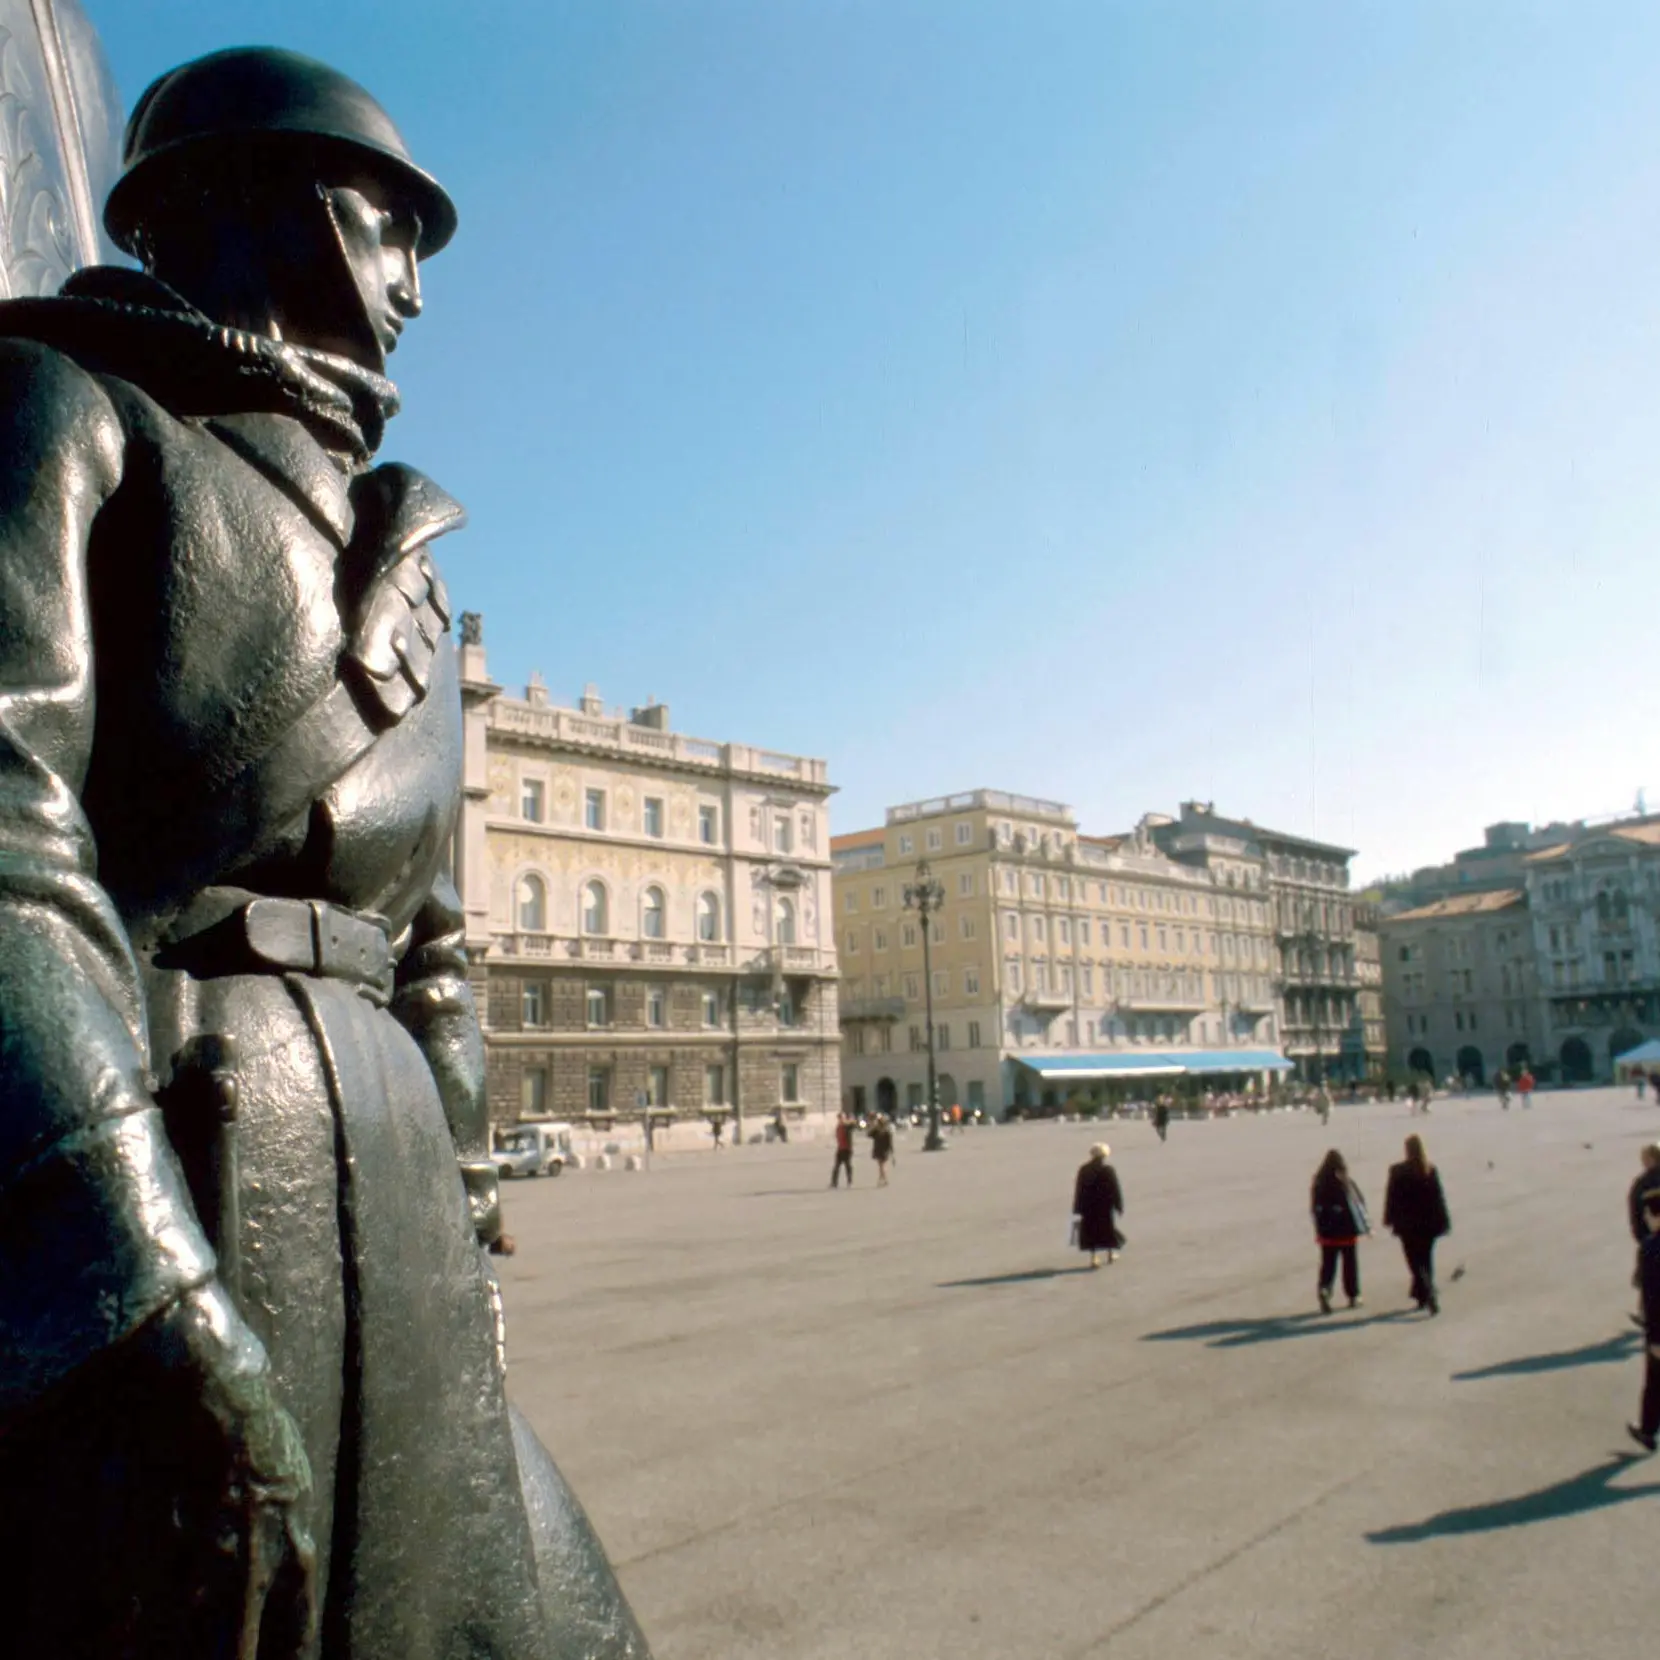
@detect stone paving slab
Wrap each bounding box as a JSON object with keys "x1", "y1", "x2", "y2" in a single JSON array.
[{"x1": 498, "y1": 1088, "x2": 1659, "y2": 1660}]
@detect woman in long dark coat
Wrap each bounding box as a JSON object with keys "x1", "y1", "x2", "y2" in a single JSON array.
[
  {"x1": 1073, "y1": 1143, "x2": 1125, "y2": 1269},
  {"x1": 1384, "y1": 1134, "x2": 1452, "y2": 1314},
  {"x1": 1311, "y1": 1149, "x2": 1369, "y2": 1313}
]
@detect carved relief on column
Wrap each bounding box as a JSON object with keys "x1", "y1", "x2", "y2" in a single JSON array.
[{"x1": 0, "y1": 0, "x2": 120, "y2": 299}]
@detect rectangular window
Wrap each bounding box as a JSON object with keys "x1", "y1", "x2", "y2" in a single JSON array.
[
  {"x1": 646, "y1": 986, "x2": 666, "y2": 1028},
  {"x1": 849, "y1": 1026, "x2": 865, "y2": 1055},
  {"x1": 933, "y1": 970, "x2": 948, "y2": 996},
  {"x1": 1031, "y1": 874, "x2": 1045, "y2": 898},
  {"x1": 778, "y1": 989, "x2": 797, "y2": 1027},
  {"x1": 1078, "y1": 920, "x2": 1091, "y2": 945},
  {"x1": 960, "y1": 915, "x2": 977, "y2": 940},
  {"x1": 521, "y1": 981, "x2": 545, "y2": 1027},
  {"x1": 958, "y1": 871, "x2": 974, "y2": 897},
  {"x1": 967, "y1": 1080, "x2": 985, "y2": 1112},
  {"x1": 1139, "y1": 926, "x2": 1149, "y2": 949},
  {"x1": 644, "y1": 1064, "x2": 670, "y2": 1108},
  {"x1": 586, "y1": 987, "x2": 610, "y2": 1027},
  {"x1": 1002, "y1": 869, "x2": 1017, "y2": 894},
  {"x1": 702, "y1": 990, "x2": 722, "y2": 1027},
  {"x1": 774, "y1": 816, "x2": 792, "y2": 853},
  {"x1": 1007, "y1": 960, "x2": 1022, "y2": 993},
  {"x1": 898, "y1": 834, "x2": 913, "y2": 855},
  {"x1": 643, "y1": 796, "x2": 664, "y2": 838},
  {"x1": 1121, "y1": 925, "x2": 1131, "y2": 948},
  {"x1": 699, "y1": 804, "x2": 718, "y2": 844},
  {"x1": 584, "y1": 788, "x2": 606, "y2": 831},
  {"x1": 1081, "y1": 966, "x2": 1093, "y2": 995},
  {"x1": 1058, "y1": 918, "x2": 1071, "y2": 945},
  {"x1": 704, "y1": 1064, "x2": 725, "y2": 1105},
  {"x1": 845, "y1": 930, "x2": 860, "y2": 954},
  {"x1": 781, "y1": 1062, "x2": 801, "y2": 1103},
  {"x1": 587, "y1": 1066, "x2": 610, "y2": 1114},
  {"x1": 872, "y1": 886, "x2": 887, "y2": 909},
  {"x1": 1031, "y1": 916, "x2": 1047, "y2": 942},
  {"x1": 908, "y1": 1024, "x2": 923, "y2": 1051},
  {"x1": 955, "y1": 822, "x2": 973, "y2": 845},
  {"x1": 521, "y1": 778, "x2": 545, "y2": 823},
  {"x1": 521, "y1": 1067, "x2": 548, "y2": 1116},
  {"x1": 902, "y1": 923, "x2": 918, "y2": 948},
  {"x1": 925, "y1": 827, "x2": 943, "y2": 851},
  {"x1": 844, "y1": 891, "x2": 859, "y2": 912},
  {"x1": 903, "y1": 973, "x2": 921, "y2": 1000},
  {"x1": 1157, "y1": 927, "x2": 1167, "y2": 951},
  {"x1": 1005, "y1": 912, "x2": 1018, "y2": 940},
  {"x1": 965, "y1": 968, "x2": 980, "y2": 996},
  {"x1": 937, "y1": 1024, "x2": 950, "y2": 1050},
  {"x1": 968, "y1": 1020, "x2": 981, "y2": 1048}
]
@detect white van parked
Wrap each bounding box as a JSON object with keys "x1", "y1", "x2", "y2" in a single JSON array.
[{"x1": 493, "y1": 1121, "x2": 575, "y2": 1178}]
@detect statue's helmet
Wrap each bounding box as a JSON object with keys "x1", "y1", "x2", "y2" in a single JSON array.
[{"x1": 105, "y1": 46, "x2": 457, "y2": 259}]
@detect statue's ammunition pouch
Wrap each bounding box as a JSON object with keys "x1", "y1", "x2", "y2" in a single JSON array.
[{"x1": 154, "y1": 888, "x2": 395, "y2": 1005}]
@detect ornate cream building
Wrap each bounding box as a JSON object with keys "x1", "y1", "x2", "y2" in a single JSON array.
[
  {"x1": 454, "y1": 619, "x2": 839, "y2": 1142},
  {"x1": 832, "y1": 790, "x2": 1288, "y2": 1117}
]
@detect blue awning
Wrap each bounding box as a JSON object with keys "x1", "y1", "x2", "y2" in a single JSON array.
[
  {"x1": 1614, "y1": 1038, "x2": 1660, "y2": 1067},
  {"x1": 1015, "y1": 1049, "x2": 1293, "y2": 1081}
]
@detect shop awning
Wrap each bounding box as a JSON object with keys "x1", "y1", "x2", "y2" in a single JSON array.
[
  {"x1": 1614, "y1": 1038, "x2": 1660, "y2": 1067},
  {"x1": 1014, "y1": 1049, "x2": 1293, "y2": 1082}
]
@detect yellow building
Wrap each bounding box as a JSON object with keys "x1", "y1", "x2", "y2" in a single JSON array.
[
  {"x1": 832, "y1": 790, "x2": 1285, "y2": 1117},
  {"x1": 455, "y1": 621, "x2": 839, "y2": 1146}
]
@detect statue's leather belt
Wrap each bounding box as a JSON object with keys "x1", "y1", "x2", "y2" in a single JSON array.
[{"x1": 155, "y1": 891, "x2": 395, "y2": 1004}]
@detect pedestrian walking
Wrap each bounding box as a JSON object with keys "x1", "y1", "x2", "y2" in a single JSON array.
[
  {"x1": 1152, "y1": 1099, "x2": 1171, "y2": 1143},
  {"x1": 871, "y1": 1113, "x2": 895, "y2": 1187},
  {"x1": 1495, "y1": 1069, "x2": 1511, "y2": 1110},
  {"x1": 1627, "y1": 1145, "x2": 1660, "y2": 1329},
  {"x1": 1384, "y1": 1134, "x2": 1451, "y2": 1314},
  {"x1": 1315, "y1": 1083, "x2": 1333, "y2": 1127},
  {"x1": 1311, "y1": 1149, "x2": 1369, "y2": 1312},
  {"x1": 1638, "y1": 1072, "x2": 1649, "y2": 1103},
  {"x1": 1627, "y1": 1188, "x2": 1660, "y2": 1453},
  {"x1": 1071, "y1": 1143, "x2": 1125, "y2": 1270},
  {"x1": 1517, "y1": 1067, "x2": 1535, "y2": 1108},
  {"x1": 710, "y1": 1115, "x2": 725, "y2": 1151},
  {"x1": 830, "y1": 1110, "x2": 855, "y2": 1187}
]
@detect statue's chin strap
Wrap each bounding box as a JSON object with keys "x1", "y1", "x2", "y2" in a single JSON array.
[{"x1": 316, "y1": 183, "x2": 388, "y2": 376}]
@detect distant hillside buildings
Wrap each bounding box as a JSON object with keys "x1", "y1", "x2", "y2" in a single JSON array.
[{"x1": 1379, "y1": 816, "x2": 1660, "y2": 1084}]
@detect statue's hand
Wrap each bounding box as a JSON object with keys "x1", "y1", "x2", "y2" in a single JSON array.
[{"x1": 141, "y1": 1282, "x2": 317, "y2": 1658}]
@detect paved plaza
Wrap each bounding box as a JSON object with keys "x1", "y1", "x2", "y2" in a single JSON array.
[{"x1": 498, "y1": 1089, "x2": 1656, "y2": 1660}]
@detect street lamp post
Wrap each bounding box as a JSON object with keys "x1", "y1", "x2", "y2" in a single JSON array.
[{"x1": 904, "y1": 860, "x2": 947, "y2": 1152}]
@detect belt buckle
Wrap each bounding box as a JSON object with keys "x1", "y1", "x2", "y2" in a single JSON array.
[{"x1": 311, "y1": 902, "x2": 393, "y2": 1000}]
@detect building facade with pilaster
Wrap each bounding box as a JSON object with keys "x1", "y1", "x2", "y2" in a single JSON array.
[
  {"x1": 453, "y1": 617, "x2": 839, "y2": 1143},
  {"x1": 832, "y1": 791, "x2": 1288, "y2": 1117}
]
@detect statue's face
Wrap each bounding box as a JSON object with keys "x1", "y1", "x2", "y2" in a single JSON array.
[{"x1": 322, "y1": 180, "x2": 423, "y2": 360}]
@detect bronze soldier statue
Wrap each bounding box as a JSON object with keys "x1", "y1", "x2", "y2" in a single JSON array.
[{"x1": 0, "y1": 45, "x2": 649, "y2": 1658}]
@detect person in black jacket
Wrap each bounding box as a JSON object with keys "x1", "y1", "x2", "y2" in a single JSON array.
[
  {"x1": 1384, "y1": 1134, "x2": 1451, "y2": 1314},
  {"x1": 1072, "y1": 1144, "x2": 1124, "y2": 1269},
  {"x1": 1627, "y1": 1145, "x2": 1660, "y2": 1329},
  {"x1": 1311, "y1": 1150, "x2": 1369, "y2": 1313},
  {"x1": 1628, "y1": 1187, "x2": 1660, "y2": 1452}
]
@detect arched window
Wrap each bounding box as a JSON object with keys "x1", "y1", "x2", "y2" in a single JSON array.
[
  {"x1": 776, "y1": 896, "x2": 797, "y2": 946},
  {"x1": 582, "y1": 880, "x2": 608, "y2": 935},
  {"x1": 696, "y1": 892, "x2": 721, "y2": 942},
  {"x1": 642, "y1": 885, "x2": 666, "y2": 940},
  {"x1": 516, "y1": 873, "x2": 546, "y2": 932}
]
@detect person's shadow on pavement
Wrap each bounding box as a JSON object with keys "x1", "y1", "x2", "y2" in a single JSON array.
[
  {"x1": 1451, "y1": 1330, "x2": 1640, "y2": 1381},
  {"x1": 1366, "y1": 1455, "x2": 1660, "y2": 1542}
]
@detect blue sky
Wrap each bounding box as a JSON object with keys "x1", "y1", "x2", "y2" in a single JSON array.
[{"x1": 100, "y1": 4, "x2": 1659, "y2": 880}]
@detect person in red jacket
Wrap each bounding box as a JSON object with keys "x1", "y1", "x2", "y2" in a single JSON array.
[{"x1": 1517, "y1": 1068, "x2": 1536, "y2": 1108}]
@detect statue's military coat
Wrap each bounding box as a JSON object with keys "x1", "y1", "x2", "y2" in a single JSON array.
[{"x1": 0, "y1": 274, "x2": 646, "y2": 1659}]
